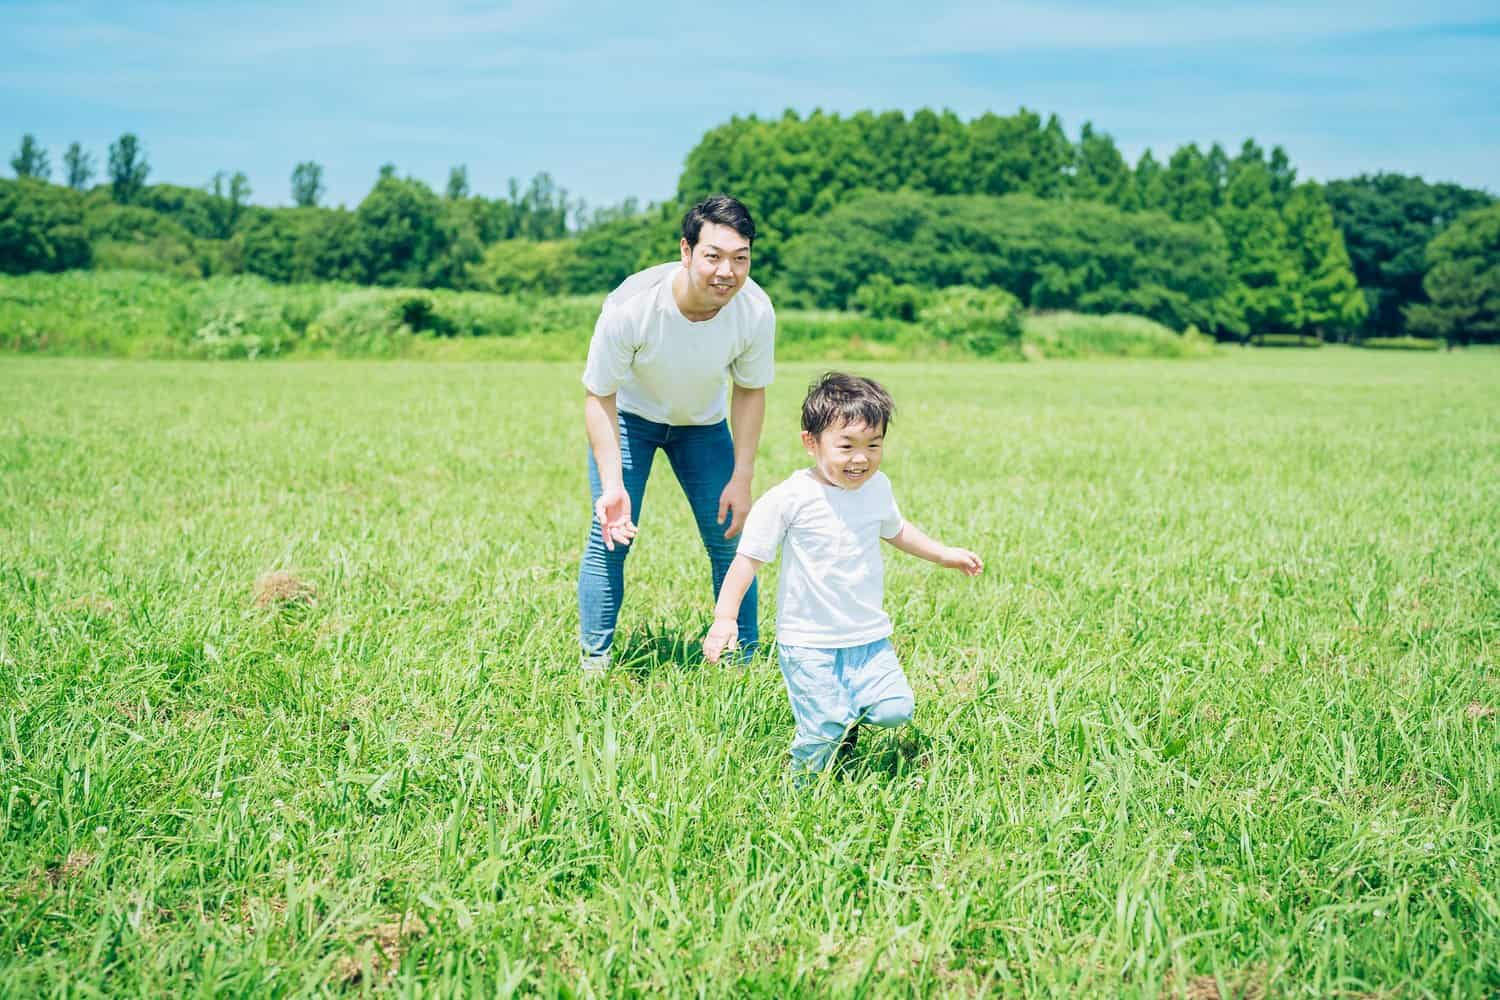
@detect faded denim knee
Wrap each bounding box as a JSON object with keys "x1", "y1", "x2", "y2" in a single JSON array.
[{"x1": 863, "y1": 694, "x2": 914, "y2": 729}]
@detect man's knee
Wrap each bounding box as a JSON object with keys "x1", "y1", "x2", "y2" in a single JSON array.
[{"x1": 864, "y1": 695, "x2": 914, "y2": 729}]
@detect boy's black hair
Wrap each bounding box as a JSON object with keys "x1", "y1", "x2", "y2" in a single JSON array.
[
  {"x1": 801, "y1": 372, "x2": 895, "y2": 436},
  {"x1": 681, "y1": 194, "x2": 756, "y2": 248}
]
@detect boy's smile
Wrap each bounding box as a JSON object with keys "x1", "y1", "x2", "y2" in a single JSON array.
[{"x1": 802, "y1": 420, "x2": 884, "y2": 490}]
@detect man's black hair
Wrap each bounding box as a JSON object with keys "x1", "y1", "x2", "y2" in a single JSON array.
[{"x1": 681, "y1": 194, "x2": 756, "y2": 248}]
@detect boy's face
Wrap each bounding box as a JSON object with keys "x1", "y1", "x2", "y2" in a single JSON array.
[{"x1": 802, "y1": 419, "x2": 885, "y2": 490}]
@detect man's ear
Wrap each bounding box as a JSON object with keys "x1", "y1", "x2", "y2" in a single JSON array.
[{"x1": 680, "y1": 237, "x2": 692, "y2": 266}]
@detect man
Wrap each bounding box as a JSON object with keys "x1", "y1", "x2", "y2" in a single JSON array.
[{"x1": 577, "y1": 195, "x2": 775, "y2": 673}]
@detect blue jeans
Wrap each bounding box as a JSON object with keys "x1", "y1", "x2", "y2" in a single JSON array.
[
  {"x1": 579, "y1": 410, "x2": 758, "y2": 658},
  {"x1": 778, "y1": 638, "x2": 914, "y2": 773}
]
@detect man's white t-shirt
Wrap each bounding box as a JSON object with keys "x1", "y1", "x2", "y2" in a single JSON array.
[
  {"x1": 581, "y1": 262, "x2": 776, "y2": 426},
  {"x1": 736, "y1": 468, "x2": 905, "y2": 648}
]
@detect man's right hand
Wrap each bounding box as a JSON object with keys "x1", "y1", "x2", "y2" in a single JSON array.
[
  {"x1": 594, "y1": 486, "x2": 638, "y2": 551},
  {"x1": 702, "y1": 618, "x2": 738, "y2": 664}
]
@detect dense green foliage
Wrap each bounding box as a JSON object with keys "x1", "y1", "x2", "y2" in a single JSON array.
[
  {"x1": 2, "y1": 355, "x2": 1497, "y2": 994},
  {"x1": 0, "y1": 270, "x2": 1209, "y2": 364},
  {"x1": 1405, "y1": 203, "x2": 1500, "y2": 346},
  {"x1": 779, "y1": 191, "x2": 1228, "y2": 333},
  {"x1": 1325, "y1": 175, "x2": 1494, "y2": 337},
  {"x1": 0, "y1": 179, "x2": 91, "y2": 274},
  {"x1": 7, "y1": 114, "x2": 1494, "y2": 343},
  {"x1": 684, "y1": 116, "x2": 1372, "y2": 341}
]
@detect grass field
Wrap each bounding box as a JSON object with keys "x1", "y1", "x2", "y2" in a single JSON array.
[{"x1": 2, "y1": 351, "x2": 1498, "y2": 996}]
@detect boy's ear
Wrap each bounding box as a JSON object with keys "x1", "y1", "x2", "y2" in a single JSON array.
[{"x1": 800, "y1": 430, "x2": 817, "y2": 454}]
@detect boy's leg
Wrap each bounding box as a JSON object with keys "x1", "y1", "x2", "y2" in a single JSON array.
[
  {"x1": 778, "y1": 644, "x2": 858, "y2": 775},
  {"x1": 577, "y1": 412, "x2": 664, "y2": 661},
  {"x1": 662, "y1": 420, "x2": 758, "y2": 658},
  {"x1": 842, "y1": 639, "x2": 915, "y2": 729}
]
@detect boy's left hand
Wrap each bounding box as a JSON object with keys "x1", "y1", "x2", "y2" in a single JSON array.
[{"x1": 941, "y1": 547, "x2": 984, "y2": 576}]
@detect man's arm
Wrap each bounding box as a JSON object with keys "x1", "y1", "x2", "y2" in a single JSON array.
[
  {"x1": 584, "y1": 391, "x2": 637, "y2": 550},
  {"x1": 703, "y1": 553, "x2": 764, "y2": 662},
  {"x1": 718, "y1": 384, "x2": 766, "y2": 539},
  {"x1": 884, "y1": 521, "x2": 984, "y2": 576}
]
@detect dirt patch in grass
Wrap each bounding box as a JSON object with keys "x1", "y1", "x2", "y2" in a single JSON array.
[
  {"x1": 333, "y1": 913, "x2": 428, "y2": 986},
  {"x1": 62, "y1": 595, "x2": 117, "y2": 616},
  {"x1": 1169, "y1": 966, "x2": 1269, "y2": 1000},
  {"x1": 253, "y1": 570, "x2": 317, "y2": 609},
  {"x1": 43, "y1": 851, "x2": 97, "y2": 887},
  {"x1": 1465, "y1": 702, "x2": 1495, "y2": 720}
]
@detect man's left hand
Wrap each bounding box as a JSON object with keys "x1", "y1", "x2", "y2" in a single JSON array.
[{"x1": 717, "y1": 476, "x2": 752, "y2": 538}]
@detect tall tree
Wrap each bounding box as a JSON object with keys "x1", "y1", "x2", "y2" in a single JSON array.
[
  {"x1": 353, "y1": 173, "x2": 448, "y2": 286},
  {"x1": 1281, "y1": 183, "x2": 1367, "y2": 339},
  {"x1": 63, "y1": 143, "x2": 94, "y2": 190},
  {"x1": 207, "y1": 171, "x2": 252, "y2": 237},
  {"x1": 107, "y1": 133, "x2": 150, "y2": 203},
  {"x1": 1162, "y1": 144, "x2": 1216, "y2": 222},
  {"x1": 1072, "y1": 122, "x2": 1130, "y2": 205},
  {"x1": 10, "y1": 134, "x2": 50, "y2": 180},
  {"x1": 1130, "y1": 150, "x2": 1168, "y2": 212},
  {"x1": 291, "y1": 161, "x2": 324, "y2": 207},
  {"x1": 445, "y1": 165, "x2": 469, "y2": 200},
  {"x1": 1324, "y1": 174, "x2": 1493, "y2": 335},
  {"x1": 1405, "y1": 202, "x2": 1500, "y2": 345}
]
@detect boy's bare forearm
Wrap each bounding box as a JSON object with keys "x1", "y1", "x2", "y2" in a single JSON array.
[
  {"x1": 887, "y1": 522, "x2": 984, "y2": 576},
  {"x1": 712, "y1": 554, "x2": 763, "y2": 620},
  {"x1": 886, "y1": 522, "x2": 947, "y2": 563}
]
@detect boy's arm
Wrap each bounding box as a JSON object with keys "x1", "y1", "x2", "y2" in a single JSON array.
[
  {"x1": 885, "y1": 521, "x2": 984, "y2": 576},
  {"x1": 703, "y1": 553, "x2": 764, "y2": 662}
]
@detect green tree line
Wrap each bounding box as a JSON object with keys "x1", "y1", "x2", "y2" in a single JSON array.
[{"x1": 3, "y1": 119, "x2": 1495, "y2": 343}]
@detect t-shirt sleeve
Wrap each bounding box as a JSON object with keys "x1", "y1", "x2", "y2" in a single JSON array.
[
  {"x1": 581, "y1": 307, "x2": 636, "y2": 396},
  {"x1": 879, "y1": 479, "x2": 904, "y2": 539},
  {"x1": 736, "y1": 485, "x2": 792, "y2": 563},
  {"x1": 728, "y1": 302, "x2": 775, "y2": 389}
]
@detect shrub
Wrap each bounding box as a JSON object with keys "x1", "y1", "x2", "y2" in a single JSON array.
[
  {"x1": 918, "y1": 286, "x2": 1023, "y2": 358},
  {"x1": 851, "y1": 275, "x2": 929, "y2": 321},
  {"x1": 1022, "y1": 311, "x2": 1214, "y2": 359},
  {"x1": 1357, "y1": 336, "x2": 1443, "y2": 351},
  {"x1": 1251, "y1": 333, "x2": 1322, "y2": 348}
]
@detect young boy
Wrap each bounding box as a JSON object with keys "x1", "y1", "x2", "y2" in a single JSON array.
[{"x1": 702, "y1": 372, "x2": 983, "y2": 776}]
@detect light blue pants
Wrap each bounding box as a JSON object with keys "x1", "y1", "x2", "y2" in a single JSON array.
[{"x1": 777, "y1": 638, "x2": 914, "y2": 773}]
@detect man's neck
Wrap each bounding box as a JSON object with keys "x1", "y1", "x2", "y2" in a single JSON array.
[{"x1": 671, "y1": 267, "x2": 723, "y2": 323}]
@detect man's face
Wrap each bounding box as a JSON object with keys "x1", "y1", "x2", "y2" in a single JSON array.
[
  {"x1": 802, "y1": 420, "x2": 885, "y2": 490},
  {"x1": 680, "y1": 222, "x2": 752, "y2": 306}
]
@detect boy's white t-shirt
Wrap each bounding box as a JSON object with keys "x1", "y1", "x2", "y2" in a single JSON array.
[
  {"x1": 581, "y1": 262, "x2": 776, "y2": 426},
  {"x1": 736, "y1": 468, "x2": 905, "y2": 648}
]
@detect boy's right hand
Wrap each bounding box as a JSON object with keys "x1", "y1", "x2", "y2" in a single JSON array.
[{"x1": 702, "y1": 618, "x2": 739, "y2": 664}]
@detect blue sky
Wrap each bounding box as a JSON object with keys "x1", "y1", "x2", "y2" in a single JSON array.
[{"x1": 3, "y1": 1, "x2": 1497, "y2": 212}]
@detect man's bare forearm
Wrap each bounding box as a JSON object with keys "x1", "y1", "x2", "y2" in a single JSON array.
[
  {"x1": 728, "y1": 385, "x2": 765, "y2": 483},
  {"x1": 583, "y1": 391, "x2": 623, "y2": 489}
]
